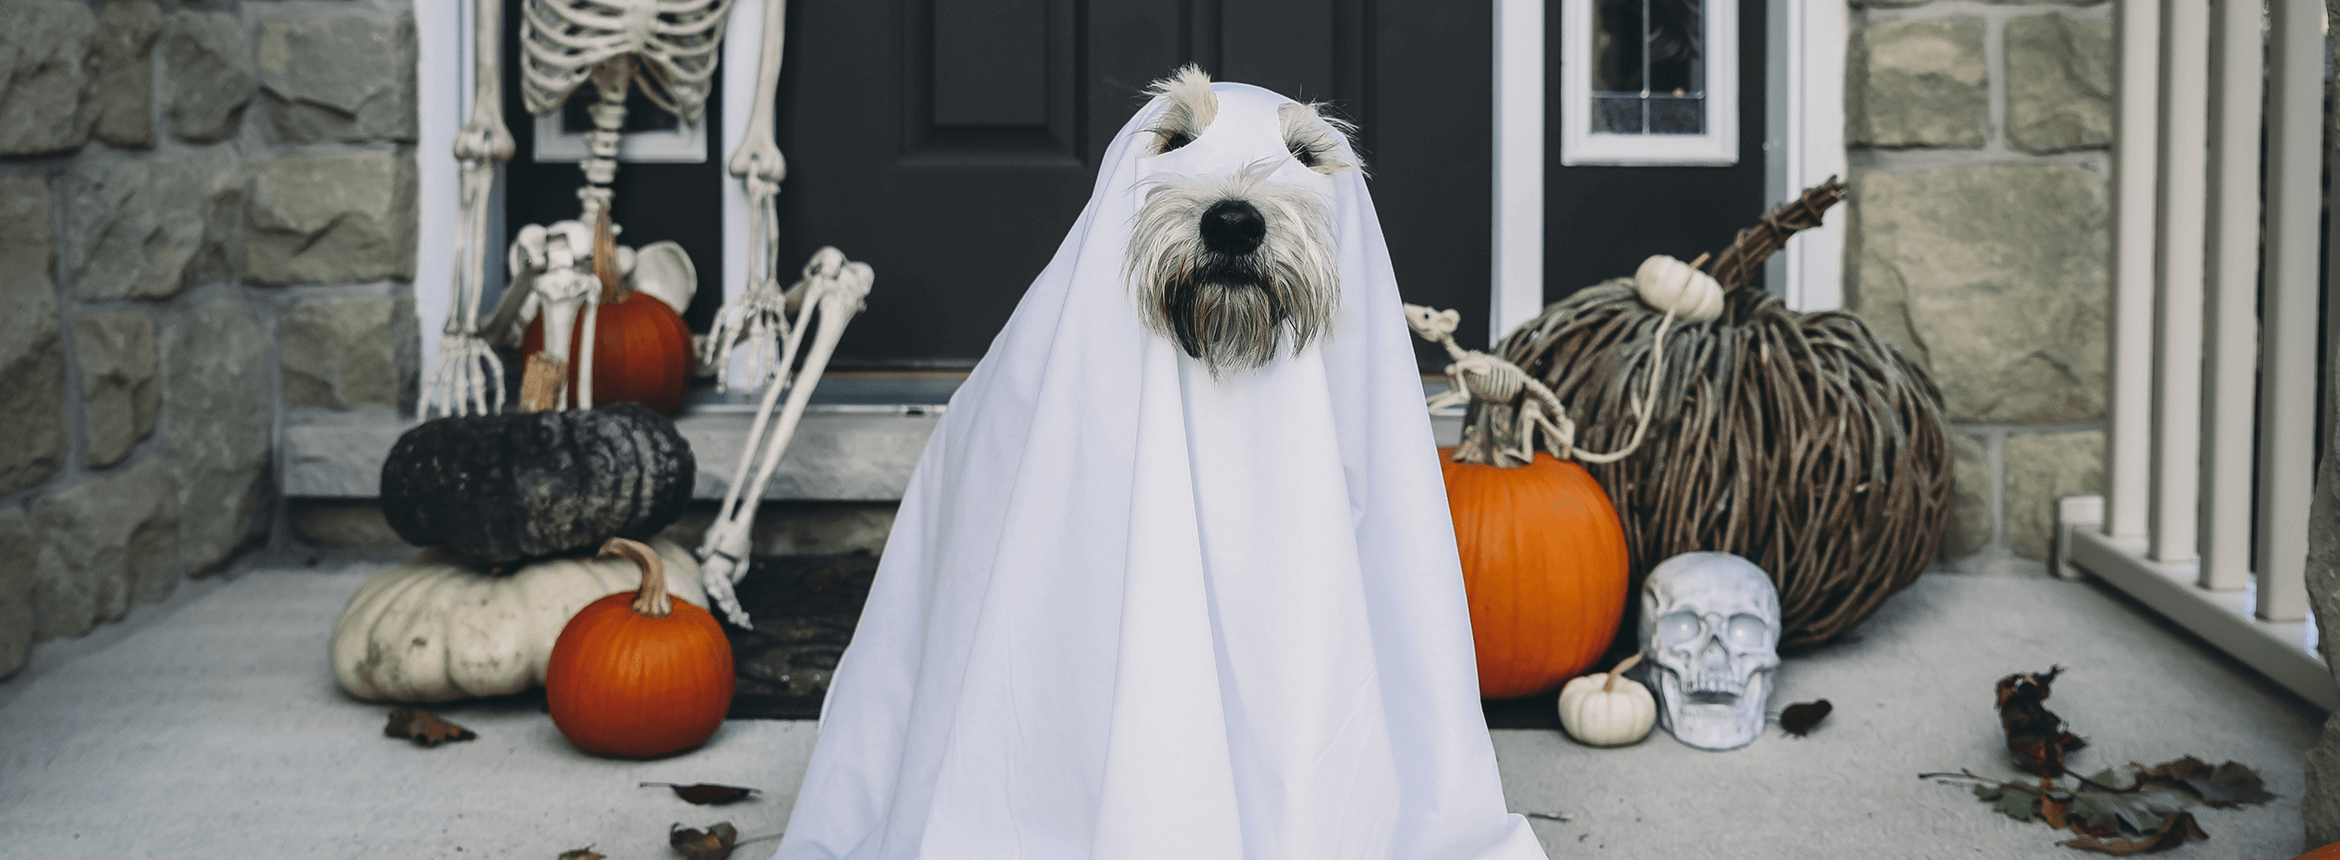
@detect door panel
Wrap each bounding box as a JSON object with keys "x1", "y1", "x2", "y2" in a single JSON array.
[{"x1": 1544, "y1": 0, "x2": 1768, "y2": 302}]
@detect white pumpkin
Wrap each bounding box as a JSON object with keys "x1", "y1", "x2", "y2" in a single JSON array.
[
  {"x1": 1556, "y1": 653, "x2": 1658, "y2": 747},
  {"x1": 1633, "y1": 255, "x2": 1726, "y2": 323},
  {"x1": 330, "y1": 538, "x2": 709, "y2": 702}
]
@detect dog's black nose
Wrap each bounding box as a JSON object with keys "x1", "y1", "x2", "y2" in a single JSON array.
[{"x1": 1199, "y1": 200, "x2": 1266, "y2": 256}]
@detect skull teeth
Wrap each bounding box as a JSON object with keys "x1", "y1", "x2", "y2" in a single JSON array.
[{"x1": 1687, "y1": 670, "x2": 1746, "y2": 697}]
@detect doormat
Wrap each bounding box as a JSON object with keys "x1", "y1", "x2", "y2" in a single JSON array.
[
  {"x1": 723, "y1": 553, "x2": 878, "y2": 720},
  {"x1": 718, "y1": 552, "x2": 1577, "y2": 731}
]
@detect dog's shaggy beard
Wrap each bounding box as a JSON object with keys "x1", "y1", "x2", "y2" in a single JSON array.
[{"x1": 1125, "y1": 165, "x2": 1338, "y2": 376}]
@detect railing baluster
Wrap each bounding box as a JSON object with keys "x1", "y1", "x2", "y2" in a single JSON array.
[
  {"x1": 2104, "y1": 0, "x2": 2159, "y2": 541},
  {"x1": 2147, "y1": 0, "x2": 2209, "y2": 565},
  {"x1": 2252, "y1": 0, "x2": 2320, "y2": 623},
  {"x1": 2195, "y1": 0, "x2": 2262, "y2": 592}
]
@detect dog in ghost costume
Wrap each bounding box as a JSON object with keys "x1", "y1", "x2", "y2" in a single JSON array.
[{"x1": 772, "y1": 67, "x2": 1548, "y2": 860}]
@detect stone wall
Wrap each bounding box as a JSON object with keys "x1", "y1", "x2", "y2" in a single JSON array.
[
  {"x1": 1843, "y1": 0, "x2": 2112, "y2": 575},
  {"x1": 0, "y1": 0, "x2": 418, "y2": 678}
]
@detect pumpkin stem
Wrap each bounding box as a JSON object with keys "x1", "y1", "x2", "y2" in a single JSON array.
[
  {"x1": 1603, "y1": 652, "x2": 1643, "y2": 693},
  {"x1": 592, "y1": 212, "x2": 627, "y2": 305},
  {"x1": 600, "y1": 537, "x2": 672, "y2": 618},
  {"x1": 520, "y1": 350, "x2": 568, "y2": 413}
]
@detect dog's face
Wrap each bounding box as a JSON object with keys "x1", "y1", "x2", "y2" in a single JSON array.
[{"x1": 1123, "y1": 66, "x2": 1358, "y2": 375}]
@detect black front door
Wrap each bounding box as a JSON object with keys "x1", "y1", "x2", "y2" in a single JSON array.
[{"x1": 768, "y1": 0, "x2": 1498, "y2": 370}]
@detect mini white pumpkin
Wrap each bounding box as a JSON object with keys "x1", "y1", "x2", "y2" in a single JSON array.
[
  {"x1": 1633, "y1": 255, "x2": 1725, "y2": 323},
  {"x1": 1556, "y1": 653, "x2": 1658, "y2": 746},
  {"x1": 330, "y1": 538, "x2": 709, "y2": 702}
]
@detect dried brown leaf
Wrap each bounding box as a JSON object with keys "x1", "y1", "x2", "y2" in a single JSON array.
[
  {"x1": 2134, "y1": 757, "x2": 2277, "y2": 808},
  {"x1": 557, "y1": 849, "x2": 604, "y2": 860},
  {"x1": 1997, "y1": 667, "x2": 2085, "y2": 777},
  {"x1": 384, "y1": 708, "x2": 476, "y2": 747},
  {"x1": 641, "y1": 782, "x2": 760, "y2": 806},
  {"x1": 671, "y1": 821, "x2": 739, "y2": 860},
  {"x1": 1780, "y1": 699, "x2": 1832, "y2": 737},
  {"x1": 2061, "y1": 810, "x2": 2208, "y2": 855}
]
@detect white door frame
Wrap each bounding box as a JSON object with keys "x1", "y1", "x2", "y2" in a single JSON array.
[{"x1": 1491, "y1": 0, "x2": 1845, "y2": 343}]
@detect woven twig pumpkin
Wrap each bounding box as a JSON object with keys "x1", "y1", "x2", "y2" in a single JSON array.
[{"x1": 1475, "y1": 179, "x2": 1953, "y2": 648}]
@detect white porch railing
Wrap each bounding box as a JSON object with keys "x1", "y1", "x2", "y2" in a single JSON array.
[{"x1": 2056, "y1": 0, "x2": 2333, "y2": 710}]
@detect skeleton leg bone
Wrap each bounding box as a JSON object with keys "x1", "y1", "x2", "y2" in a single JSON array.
[{"x1": 698, "y1": 256, "x2": 871, "y2": 627}]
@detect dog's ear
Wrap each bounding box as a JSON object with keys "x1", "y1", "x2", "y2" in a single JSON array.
[
  {"x1": 1278, "y1": 102, "x2": 1359, "y2": 175},
  {"x1": 1143, "y1": 65, "x2": 1217, "y2": 155}
]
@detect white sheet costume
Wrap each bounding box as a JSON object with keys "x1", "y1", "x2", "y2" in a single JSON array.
[{"x1": 773, "y1": 78, "x2": 1549, "y2": 860}]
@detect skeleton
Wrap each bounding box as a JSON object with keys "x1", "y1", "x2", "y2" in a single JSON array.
[
  {"x1": 420, "y1": 0, "x2": 519, "y2": 418},
  {"x1": 465, "y1": 0, "x2": 738, "y2": 409},
  {"x1": 1637, "y1": 551, "x2": 1782, "y2": 751},
  {"x1": 692, "y1": 0, "x2": 875, "y2": 626}
]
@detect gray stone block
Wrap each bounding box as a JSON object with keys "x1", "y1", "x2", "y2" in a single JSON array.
[
  {"x1": 246, "y1": 153, "x2": 416, "y2": 285},
  {"x1": 74, "y1": 311, "x2": 159, "y2": 468},
  {"x1": 29, "y1": 460, "x2": 179, "y2": 640},
  {"x1": 165, "y1": 300, "x2": 271, "y2": 575},
  {"x1": 1942, "y1": 433, "x2": 1991, "y2": 559},
  {"x1": 258, "y1": 16, "x2": 417, "y2": 144},
  {"x1": 161, "y1": 10, "x2": 252, "y2": 145},
  {"x1": 2006, "y1": 15, "x2": 2113, "y2": 153},
  {"x1": 2003, "y1": 431, "x2": 2103, "y2": 560},
  {"x1": 1849, "y1": 19, "x2": 1987, "y2": 149},
  {"x1": 1848, "y1": 164, "x2": 2109, "y2": 424},
  {"x1": 66, "y1": 156, "x2": 242, "y2": 301},
  {"x1": 94, "y1": 0, "x2": 159, "y2": 150},
  {"x1": 0, "y1": 506, "x2": 34, "y2": 678},
  {"x1": 0, "y1": 177, "x2": 66, "y2": 496},
  {"x1": 279, "y1": 296, "x2": 416, "y2": 409},
  {"x1": 0, "y1": 0, "x2": 99, "y2": 156}
]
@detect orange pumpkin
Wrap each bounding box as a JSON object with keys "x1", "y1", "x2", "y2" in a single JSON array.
[
  {"x1": 2296, "y1": 843, "x2": 2340, "y2": 860},
  {"x1": 546, "y1": 537, "x2": 735, "y2": 758},
  {"x1": 1439, "y1": 448, "x2": 1631, "y2": 700},
  {"x1": 520, "y1": 218, "x2": 692, "y2": 414}
]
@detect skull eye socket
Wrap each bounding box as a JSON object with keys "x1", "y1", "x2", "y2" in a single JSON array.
[
  {"x1": 1656, "y1": 612, "x2": 1702, "y2": 646},
  {"x1": 1725, "y1": 614, "x2": 1772, "y2": 650}
]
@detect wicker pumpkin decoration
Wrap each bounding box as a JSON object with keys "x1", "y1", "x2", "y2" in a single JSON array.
[
  {"x1": 1440, "y1": 448, "x2": 1632, "y2": 700},
  {"x1": 1486, "y1": 178, "x2": 1953, "y2": 649},
  {"x1": 329, "y1": 539, "x2": 707, "y2": 702},
  {"x1": 519, "y1": 219, "x2": 693, "y2": 414},
  {"x1": 1556, "y1": 653, "x2": 1656, "y2": 746},
  {"x1": 546, "y1": 537, "x2": 735, "y2": 758}
]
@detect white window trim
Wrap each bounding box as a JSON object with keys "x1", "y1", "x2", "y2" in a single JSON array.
[
  {"x1": 414, "y1": 3, "x2": 766, "y2": 375},
  {"x1": 1494, "y1": 0, "x2": 1844, "y2": 336},
  {"x1": 1556, "y1": 0, "x2": 1739, "y2": 167},
  {"x1": 532, "y1": 111, "x2": 710, "y2": 163}
]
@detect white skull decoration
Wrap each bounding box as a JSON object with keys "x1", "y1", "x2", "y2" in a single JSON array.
[{"x1": 1638, "y1": 552, "x2": 1781, "y2": 750}]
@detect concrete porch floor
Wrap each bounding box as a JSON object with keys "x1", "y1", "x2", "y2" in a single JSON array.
[{"x1": 0, "y1": 553, "x2": 2323, "y2": 859}]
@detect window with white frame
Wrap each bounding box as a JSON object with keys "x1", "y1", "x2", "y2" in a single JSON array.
[{"x1": 1559, "y1": 0, "x2": 1738, "y2": 166}]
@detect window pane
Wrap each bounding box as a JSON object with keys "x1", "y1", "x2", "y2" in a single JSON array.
[
  {"x1": 1648, "y1": 0, "x2": 1704, "y2": 97},
  {"x1": 1593, "y1": 96, "x2": 1645, "y2": 133},
  {"x1": 1648, "y1": 96, "x2": 1704, "y2": 134},
  {"x1": 1594, "y1": 0, "x2": 1645, "y2": 93}
]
